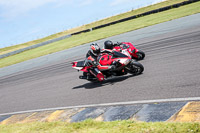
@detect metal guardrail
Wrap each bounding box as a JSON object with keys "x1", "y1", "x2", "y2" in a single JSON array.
[{"x1": 0, "y1": 0, "x2": 199, "y2": 59}]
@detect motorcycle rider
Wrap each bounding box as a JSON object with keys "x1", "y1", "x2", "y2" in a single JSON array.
[
  {"x1": 86, "y1": 43, "x2": 116, "y2": 81},
  {"x1": 104, "y1": 40, "x2": 121, "y2": 50},
  {"x1": 104, "y1": 40, "x2": 133, "y2": 52}
]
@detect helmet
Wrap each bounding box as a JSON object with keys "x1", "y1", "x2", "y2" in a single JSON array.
[
  {"x1": 90, "y1": 43, "x2": 100, "y2": 55},
  {"x1": 104, "y1": 40, "x2": 114, "y2": 49}
]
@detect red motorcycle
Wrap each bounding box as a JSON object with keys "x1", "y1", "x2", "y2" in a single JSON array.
[
  {"x1": 113, "y1": 42, "x2": 145, "y2": 60},
  {"x1": 72, "y1": 50, "x2": 144, "y2": 82}
]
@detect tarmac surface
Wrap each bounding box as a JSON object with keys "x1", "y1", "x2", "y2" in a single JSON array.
[{"x1": 0, "y1": 13, "x2": 200, "y2": 115}]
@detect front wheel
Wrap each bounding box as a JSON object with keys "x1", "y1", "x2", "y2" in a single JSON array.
[
  {"x1": 136, "y1": 50, "x2": 145, "y2": 60},
  {"x1": 126, "y1": 61, "x2": 144, "y2": 75}
]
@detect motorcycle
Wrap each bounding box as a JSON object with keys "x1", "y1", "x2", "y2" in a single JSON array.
[
  {"x1": 72, "y1": 50, "x2": 144, "y2": 82},
  {"x1": 113, "y1": 42, "x2": 145, "y2": 60}
]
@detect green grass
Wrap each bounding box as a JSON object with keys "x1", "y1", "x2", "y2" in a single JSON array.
[
  {"x1": 0, "y1": 120, "x2": 200, "y2": 133},
  {"x1": 0, "y1": 0, "x2": 189, "y2": 55},
  {"x1": 0, "y1": 1, "x2": 200, "y2": 68}
]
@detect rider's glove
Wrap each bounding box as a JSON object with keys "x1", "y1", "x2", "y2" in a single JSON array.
[{"x1": 115, "y1": 42, "x2": 122, "y2": 46}]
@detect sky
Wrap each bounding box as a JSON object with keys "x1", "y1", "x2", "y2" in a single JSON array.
[{"x1": 0, "y1": 0, "x2": 165, "y2": 48}]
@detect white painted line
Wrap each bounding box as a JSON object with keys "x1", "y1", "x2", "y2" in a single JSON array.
[{"x1": 0, "y1": 97, "x2": 200, "y2": 116}]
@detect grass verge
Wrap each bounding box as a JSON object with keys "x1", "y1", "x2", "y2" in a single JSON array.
[
  {"x1": 0, "y1": 1, "x2": 200, "y2": 68},
  {"x1": 0, "y1": 0, "x2": 190, "y2": 55},
  {"x1": 0, "y1": 120, "x2": 200, "y2": 133}
]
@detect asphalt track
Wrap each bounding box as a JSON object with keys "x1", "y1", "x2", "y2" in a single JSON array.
[{"x1": 0, "y1": 14, "x2": 200, "y2": 114}]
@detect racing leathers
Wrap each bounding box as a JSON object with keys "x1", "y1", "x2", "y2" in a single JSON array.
[{"x1": 86, "y1": 49, "x2": 115, "y2": 81}]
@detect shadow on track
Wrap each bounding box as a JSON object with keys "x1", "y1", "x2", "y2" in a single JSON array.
[{"x1": 72, "y1": 74, "x2": 138, "y2": 89}]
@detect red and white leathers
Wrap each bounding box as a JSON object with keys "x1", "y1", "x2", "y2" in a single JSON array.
[
  {"x1": 86, "y1": 49, "x2": 114, "y2": 81},
  {"x1": 88, "y1": 68, "x2": 105, "y2": 81},
  {"x1": 97, "y1": 49, "x2": 114, "y2": 71}
]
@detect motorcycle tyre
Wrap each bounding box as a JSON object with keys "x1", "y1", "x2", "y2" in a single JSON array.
[
  {"x1": 135, "y1": 50, "x2": 145, "y2": 60},
  {"x1": 127, "y1": 61, "x2": 144, "y2": 75}
]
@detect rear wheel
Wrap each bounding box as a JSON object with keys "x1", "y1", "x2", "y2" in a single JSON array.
[
  {"x1": 126, "y1": 61, "x2": 144, "y2": 75},
  {"x1": 136, "y1": 50, "x2": 145, "y2": 60}
]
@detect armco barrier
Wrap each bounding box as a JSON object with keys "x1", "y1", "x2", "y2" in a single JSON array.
[
  {"x1": 0, "y1": 0, "x2": 199, "y2": 59},
  {"x1": 92, "y1": 0, "x2": 200, "y2": 30}
]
